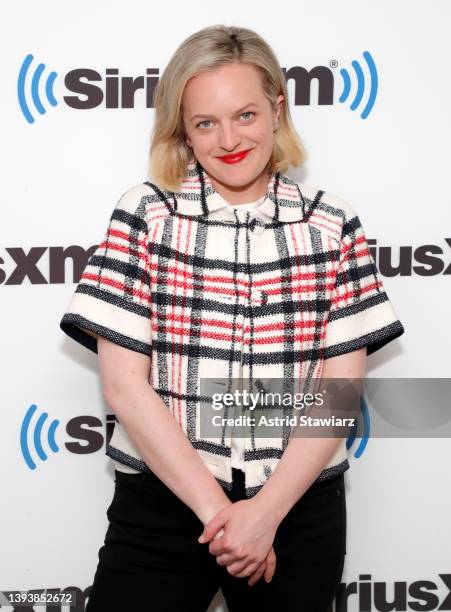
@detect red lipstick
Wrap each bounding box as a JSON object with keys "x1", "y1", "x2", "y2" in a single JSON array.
[{"x1": 217, "y1": 149, "x2": 252, "y2": 164}]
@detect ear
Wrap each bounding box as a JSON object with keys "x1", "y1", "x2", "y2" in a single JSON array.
[{"x1": 273, "y1": 94, "x2": 284, "y2": 129}]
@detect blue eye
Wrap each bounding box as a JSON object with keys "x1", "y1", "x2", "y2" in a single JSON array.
[
  {"x1": 196, "y1": 111, "x2": 255, "y2": 129},
  {"x1": 197, "y1": 120, "x2": 212, "y2": 129}
]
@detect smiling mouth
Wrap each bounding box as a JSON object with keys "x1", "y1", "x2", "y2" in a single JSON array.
[{"x1": 217, "y1": 149, "x2": 253, "y2": 164}]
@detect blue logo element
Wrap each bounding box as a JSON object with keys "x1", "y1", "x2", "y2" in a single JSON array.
[
  {"x1": 338, "y1": 50, "x2": 378, "y2": 119},
  {"x1": 346, "y1": 395, "x2": 370, "y2": 458},
  {"x1": 17, "y1": 54, "x2": 58, "y2": 124},
  {"x1": 20, "y1": 404, "x2": 60, "y2": 470}
]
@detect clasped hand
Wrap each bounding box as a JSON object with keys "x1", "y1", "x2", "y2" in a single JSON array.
[{"x1": 197, "y1": 497, "x2": 279, "y2": 586}]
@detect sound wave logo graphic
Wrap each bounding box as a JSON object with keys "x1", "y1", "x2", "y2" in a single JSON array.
[
  {"x1": 338, "y1": 50, "x2": 378, "y2": 119},
  {"x1": 346, "y1": 395, "x2": 370, "y2": 458},
  {"x1": 20, "y1": 404, "x2": 60, "y2": 470},
  {"x1": 17, "y1": 54, "x2": 58, "y2": 124}
]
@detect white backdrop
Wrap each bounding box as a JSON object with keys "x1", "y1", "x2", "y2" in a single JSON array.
[{"x1": 2, "y1": 1, "x2": 451, "y2": 610}]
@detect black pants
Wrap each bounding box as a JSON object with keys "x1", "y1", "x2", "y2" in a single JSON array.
[{"x1": 85, "y1": 467, "x2": 346, "y2": 612}]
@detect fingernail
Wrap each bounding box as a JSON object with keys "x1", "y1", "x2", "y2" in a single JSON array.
[{"x1": 198, "y1": 535, "x2": 204, "y2": 543}]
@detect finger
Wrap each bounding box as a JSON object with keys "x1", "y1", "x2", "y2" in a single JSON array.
[
  {"x1": 199, "y1": 523, "x2": 224, "y2": 543},
  {"x1": 214, "y1": 549, "x2": 247, "y2": 566},
  {"x1": 231, "y1": 561, "x2": 260, "y2": 578},
  {"x1": 212, "y1": 528, "x2": 225, "y2": 541},
  {"x1": 215, "y1": 553, "x2": 238, "y2": 566},
  {"x1": 248, "y1": 561, "x2": 266, "y2": 587},
  {"x1": 209, "y1": 539, "x2": 246, "y2": 557},
  {"x1": 264, "y1": 549, "x2": 277, "y2": 583},
  {"x1": 224, "y1": 557, "x2": 254, "y2": 575},
  {"x1": 199, "y1": 514, "x2": 227, "y2": 543}
]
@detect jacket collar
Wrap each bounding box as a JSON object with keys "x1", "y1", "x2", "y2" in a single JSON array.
[{"x1": 160, "y1": 157, "x2": 310, "y2": 224}]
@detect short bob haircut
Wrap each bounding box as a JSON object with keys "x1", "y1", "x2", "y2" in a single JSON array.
[{"x1": 148, "y1": 24, "x2": 307, "y2": 193}]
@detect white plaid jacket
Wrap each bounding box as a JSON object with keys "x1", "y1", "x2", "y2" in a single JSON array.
[{"x1": 60, "y1": 158, "x2": 405, "y2": 497}]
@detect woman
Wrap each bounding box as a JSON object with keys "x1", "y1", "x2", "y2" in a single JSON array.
[{"x1": 60, "y1": 24, "x2": 405, "y2": 611}]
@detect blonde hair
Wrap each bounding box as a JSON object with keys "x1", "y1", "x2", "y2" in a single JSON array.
[{"x1": 148, "y1": 24, "x2": 307, "y2": 193}]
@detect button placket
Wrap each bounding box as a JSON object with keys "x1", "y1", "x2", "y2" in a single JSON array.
[
  {"x1": 231, "y1": 209, "x2": 250, "y2": 470},
  {"x1": 233, "y1": 210, "x2": 269, "y2": 476},
  {"x1": 243, "y1": 212, "x2": 259, "y2": 467}
]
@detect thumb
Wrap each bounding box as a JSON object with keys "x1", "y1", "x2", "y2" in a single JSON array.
[{"x1": 198, "y1": 511, "x2": 228, "y2": 543}]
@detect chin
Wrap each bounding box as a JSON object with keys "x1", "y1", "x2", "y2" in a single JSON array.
[{"x1": 209, "y1": 158, "x2": 266, "y2": 183}]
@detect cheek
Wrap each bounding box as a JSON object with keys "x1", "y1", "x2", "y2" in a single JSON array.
[
  {"x1": 190, "y1": 132, "x2": 216, "y2": 153},
  {"x1": 252, "y1": 119, "x2": 275, "y2": 145},
  {"x1": 253, "y1": 128, "x2": 274, "y2": 151}
]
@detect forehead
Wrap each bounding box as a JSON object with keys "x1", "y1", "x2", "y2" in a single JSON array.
[{"x1": 182, "y1": 63, "x2": 266, "y2": 111}]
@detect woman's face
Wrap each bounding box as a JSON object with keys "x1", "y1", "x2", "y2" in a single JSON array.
[{"x1": 182, "y1": 62, "x2": 284, "y2": 203}]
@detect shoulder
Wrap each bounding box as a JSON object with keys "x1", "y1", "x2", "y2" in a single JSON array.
[
  {"x1": 282, "y1": 174, "x2": 361, "y2": 233},
  {"x1": 298, "y1": 180, "x2": 358, "y2": 219},
  {"x1": 114, "y1": 181, "x2": 172, "y2": 225}
]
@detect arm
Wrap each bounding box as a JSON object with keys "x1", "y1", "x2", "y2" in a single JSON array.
[
  {"x1": 199, "y1": 347, "x2": 366, "y2": 580},
  {"x1": 96, "y1": 333, "x2": 232, "y2": 526},
  {"x1": 97, "y1": 333, "x2": 276, "y2": 586},
  {"x1": 253, "y1": 346, "x2": 367, "y2": 523}
]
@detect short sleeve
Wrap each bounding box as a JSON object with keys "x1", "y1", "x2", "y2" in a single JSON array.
[
  {"x1": 323, "y1": 202, "x2": 405, "y2": 358},
  {"x1": 59, "y1": 184, "x2": 152, "y2": 356}
]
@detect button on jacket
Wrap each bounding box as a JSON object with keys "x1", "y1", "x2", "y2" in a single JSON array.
[{"x1": 60, "y1": 158, "x2": 405, "y2": 497}]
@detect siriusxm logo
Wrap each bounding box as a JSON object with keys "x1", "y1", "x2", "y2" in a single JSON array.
[
  {"x1": 20, "y1": 404, "x2": 117, "y2": 470},
  {"x1": 20, "y1": 400, "x2": 370, "y2": 470},
  {"x1": 20, "y1": 404, "x2": 60, "y2": 470},
  {"x1": 346, "y1": 395, "x2": 370, "y2": 459},
  {"x1": 18, "y1": 50, "x2": 378, "y2": 124},
  {"x1": 2, "y1": 240, "x2": 450, "y2": 286},
  {"x1": 336, "y1": 574, "x2": 451, "y2": 612},
  {"x1": 337, "y1": 51, "x2": 377, "y2": 120}
]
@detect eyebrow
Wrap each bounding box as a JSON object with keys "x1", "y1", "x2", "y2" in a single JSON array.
[{"x1": 190, "y1": 103, "x2": 258, "y2": 122}]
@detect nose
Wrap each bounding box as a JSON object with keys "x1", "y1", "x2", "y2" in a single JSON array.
[{"x1": 218, "y1": 122, "x2": 241, "y2": 152}]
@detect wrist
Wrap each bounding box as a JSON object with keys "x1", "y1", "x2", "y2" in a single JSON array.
[
  {"x1": 198, "y1": 492, "x2": 232, "y2": 526},
  {"x1": 252, "y1": 487, "x2": 289, "y2": 527}
]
